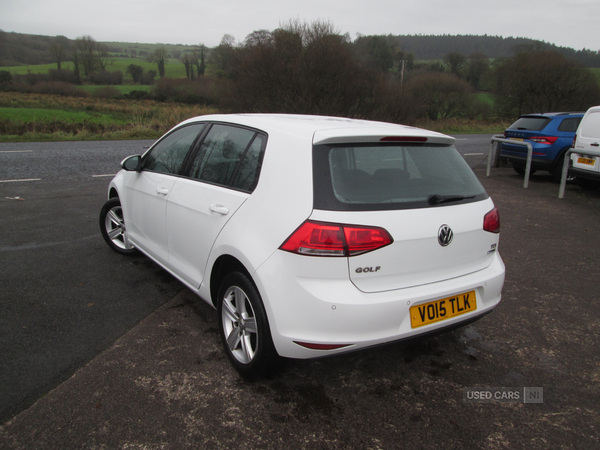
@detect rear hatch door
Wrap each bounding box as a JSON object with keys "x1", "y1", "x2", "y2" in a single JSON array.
[
  {"x1": 503, "y1": 115, "x2": 551, "y2": 154},
  {"x1": 311, "y1": 201, "x2": 498, "y2": 293},
  {"x1": 311, "y1": 133, "x2": 499, "y2": 293}
]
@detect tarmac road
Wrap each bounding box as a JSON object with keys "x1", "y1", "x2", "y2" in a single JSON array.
[
  {"x1": 1, "y1": 136, "x2": 599, "y2": 449},
  {"x1": 0, "y1": 139, "x2": 180, "y2": 423}
]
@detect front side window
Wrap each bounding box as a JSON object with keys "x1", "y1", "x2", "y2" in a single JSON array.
[
  {"x1": 142, "y1": 124, "x2": 205, "y2": 174},
  {"x1": 313, "y1": 144, "x2": 488, "y2": 211},
  {"x1": 189, "y1": 124, "x2": 265, "y2": 191}
]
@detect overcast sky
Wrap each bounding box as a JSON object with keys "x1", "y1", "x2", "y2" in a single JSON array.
[{"x1": 1, "y1": 0, "x2": 598, "y2": 51}]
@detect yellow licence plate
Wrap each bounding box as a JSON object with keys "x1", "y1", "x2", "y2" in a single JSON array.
[
  {"x1": 410, "y1": 291, "x2": 477, "y2": 328},
  {"x1": 509, "y1": 138, "x2": 524, "y2": 142},
  {"x1": 577, "y1": 157, "x2": 595, "y2": 166}
]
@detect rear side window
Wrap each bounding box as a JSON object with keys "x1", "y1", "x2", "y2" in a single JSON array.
[
  {"x1": 508, "y1": 117, "x2": 550, "y2": 131},
  {"x1": 231, "y1": 134, "x2": 265, "y2": 191},
  {"x1": 557, "y1": 117, "x2": 582, "y2": 132},
  {"x1": 188, "y1": 124, "x2": 266, "y2": 192},
  {"x1": 313, "y1": 144, "x2": 488, "y2": 211}
]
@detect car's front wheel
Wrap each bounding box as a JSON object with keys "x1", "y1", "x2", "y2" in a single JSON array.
[
  {"x1": 217, "y1": 272, "x2": 277, "y2": 379},
  {"x1": 99, "y1": 197, "x2": 137, "y2": 255}
]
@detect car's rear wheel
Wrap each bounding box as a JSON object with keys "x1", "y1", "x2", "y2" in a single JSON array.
[
  {"x1": 99, "y1": 197, "x2": 137, "y2": 255},
  {"x1": 217, "y1": 272, "x2": 277, "y2": 379},
  {"x1": 551, "y1": 154, "x2": 573, "y2": 183},
  {"x1": 512, "y1": 164, "x2": 536, "y2": 176}
]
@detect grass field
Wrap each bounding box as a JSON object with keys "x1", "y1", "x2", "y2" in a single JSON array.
[
  {"x1": 0, "y1": 106, "x2": 128, "y2": 124},
  {"x1": 0, "y1": 92, "x2": 217, "y2": 142},
  {"x1": 2, "y1": 56, "x2": 190, "y2": 80},
  {"x1": 475, "y1": 92, "x2": 494, "y2": 106},
  {"x1": 102, "y1": 42, "x2": 201, "y2": 58}
]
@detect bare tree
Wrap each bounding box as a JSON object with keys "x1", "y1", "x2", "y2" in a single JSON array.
[
  {"x1": 97, "y1": 43, "x2": 110, "y2": 71},
  {"x1": 180, "y1": 53, "x2": 192, "y2": 79},
  {"x1": 494, "y1": 50, "x2": 600, "y2": 116},
  {"x1": 48, "y1": 35, "x2": 70, "y2": 70},
  {"x1": 210, "y1": 35, "x2": 238, "y2": 75},
  {"x1": 72, "y1": 35, "x2": 109, "y2": 78},
  {"x1": 196, "y1": 44, "x2": 207, "y2": 77},
  {"x1": 465, "y1": 52, "x2": 489, "y2": 89},
  {"x1": 73, "y1": 36, "x2": 97, "y2": 77},
  {"x1": 244, "y1": 30, "x2": 273, "y2": 47},
  {"x1": 148, "y1": 47, "x2": 169, "y2": 78},
  {"x1": 223, "y1": 20, "x2": 377, "y2": 117},
  {"x1": 181, "y1": 47, "x2": 205, "y2": 80},
  {"x1": 443, "y1": 52, "x2": 468, "y2": 77},
  {"x1": 407, "y1": 72, "x2": 474, "y2": 120}
]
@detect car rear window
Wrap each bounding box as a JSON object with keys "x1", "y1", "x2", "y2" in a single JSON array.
[
  {"x1": 313, "y1": 144, "x2": 488, "y2": 211},
  {"x1": 508, "y1": 117, "x2": 550, "y2": 131}
]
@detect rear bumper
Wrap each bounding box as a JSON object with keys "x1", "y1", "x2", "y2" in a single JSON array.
[
  {"x1": 500, "y1": 145, "x2": 555, "y2": 170},
  {"x1": 254, "y1": 250, "x2": 505, "y2": 359},
  {"x1": 568, "y1": 167, "x2": 600, "y2": 181}
]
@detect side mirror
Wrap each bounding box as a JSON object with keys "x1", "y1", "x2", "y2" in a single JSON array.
[{"x1": 121, "y1": 155, "x2": 141, "y2": 172}]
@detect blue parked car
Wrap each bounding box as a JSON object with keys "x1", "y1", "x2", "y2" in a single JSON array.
[{"x1": 500, "y1": 112, "x2": 583, "y2": 181}]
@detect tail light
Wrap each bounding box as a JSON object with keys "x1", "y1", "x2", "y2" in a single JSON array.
[
  {"x1": 573, "y1": 134, "x2": 577, "y2": 147},
  {"x1": 530, "y1": 136, "x2": 558, "y2": 145},
  {"x1": 483, "y1": 207, "x2": 500, "y2": 234},
  {"x1": 280, "y1": 220, "x2": 393, "y2": 257}
]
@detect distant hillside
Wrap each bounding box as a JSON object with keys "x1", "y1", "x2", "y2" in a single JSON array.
[
  {"x1": 2, "y1": 30, "x2": 599, "y2": 68},
  {"x1": 0, "y1": 31, "x2": 58, "y2": 66},
  {"x1": 0, "y1": 31, "x2": 200, "y2": 67},
  {"x1": 392, "y1": 34, "x2": 600, "y2": 67}
]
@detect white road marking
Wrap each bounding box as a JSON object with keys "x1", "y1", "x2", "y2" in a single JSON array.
[
  {"x1": 0, "y1": 178, "x2": 41, "y2": 183},
  {"x1": 0, "y1": 150, "x2": 34, "y2": 153},
  {"x1": 464, "y1": 153, "x2": 484, "y2": 156},
  {"x1": 92, "y1": 174, "x2": 116, "y2": 178}
]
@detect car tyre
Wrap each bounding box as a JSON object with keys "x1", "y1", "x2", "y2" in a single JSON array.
[
  {"x1": 512, "y1": 164, "x2": 536, "y2": 176},
  {"x1": 218, "y1": 272, "x2": 278, "y2": 380},
  {"x1": 551, "y1": 154, "x2": 573, "y2": 183},
  {"x1": 99, "y1": 197, "x2": 137, "y2": 255}
]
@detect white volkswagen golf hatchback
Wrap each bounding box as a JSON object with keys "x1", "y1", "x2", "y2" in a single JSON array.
[{"x1": 100, "y1": 114, "x2": 505, "y2": 379}]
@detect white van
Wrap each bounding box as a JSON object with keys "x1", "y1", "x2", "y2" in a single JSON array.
[{"x1": 570, "y1": 105, "x2": 600, "y2": 189}]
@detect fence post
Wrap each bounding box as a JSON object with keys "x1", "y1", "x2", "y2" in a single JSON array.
[
  {"x1": 489, "y1": 137, "x2": 533, "y2": 188},
  {"x1": 558, "y1": 149, "x2": 574, "y2": 199}
]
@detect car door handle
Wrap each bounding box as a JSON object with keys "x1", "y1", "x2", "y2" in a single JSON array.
[
  {"x1": 156, "y1": 187, "x2": 169, "y2": 195},
  {"x1": 591, "y1": 143, "x2": 599, "y2": 147},
  {"x1": 210, "y1": 204, "x2": 230, "y2": 215}
]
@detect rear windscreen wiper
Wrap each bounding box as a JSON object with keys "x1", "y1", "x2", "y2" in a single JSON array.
[{"x1": 428, "y1": 194, "x2": 475, "y2": 205}]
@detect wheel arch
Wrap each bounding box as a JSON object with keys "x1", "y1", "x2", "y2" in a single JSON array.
[
  {"x1": 551, "y1": 145, "x2": 575, "y2": 172},
  {"x1": 108, "y1": 187, "x2": 119, "y2": 199},
  {"x1": 209, "y1": 255, "x2": 254, "y2": 308}
]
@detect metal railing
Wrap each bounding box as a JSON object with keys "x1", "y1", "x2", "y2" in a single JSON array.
[
  {"x1": 558, "y1": 148, "x2": 600, "y2": 198},
  {"x1": 488, "y1": 136, "x2": 534, "y2": 188},
  {"x1": 486, "y1": 136, "x2": 600, "y2": 199}
]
